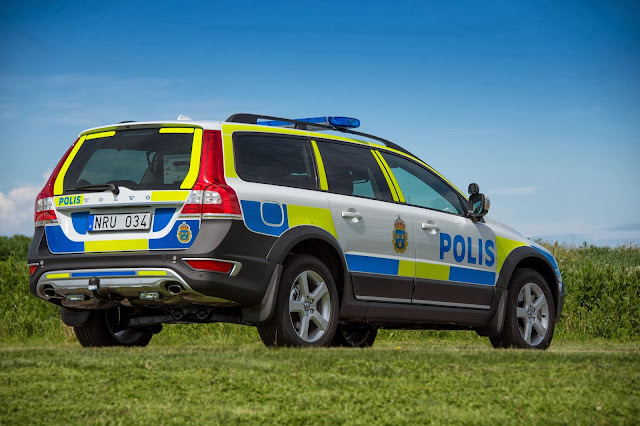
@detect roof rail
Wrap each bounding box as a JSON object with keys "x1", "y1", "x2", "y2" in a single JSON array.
[{"x1": 226, "y1": 113, "x2": 417, "y2": 158}]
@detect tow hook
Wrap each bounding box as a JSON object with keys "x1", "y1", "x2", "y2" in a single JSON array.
[
  {"x1": 88, "y1": 276, "x2": 123, "y2": 301},
  {"x1": 88, "y1": 276, "x2": 104, "y2": 299}
]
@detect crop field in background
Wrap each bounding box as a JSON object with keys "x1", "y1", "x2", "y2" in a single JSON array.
[
  {"x1": 1, "y1": 236, "x2": 639, "y2": 424},
  {"x1": 2, "y1": 235, "x2": 638, "y2": 343}
]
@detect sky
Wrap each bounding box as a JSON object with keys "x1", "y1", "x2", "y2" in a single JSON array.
[{"x1": 0, "y1": 0, "x2": 638, "y2": 246}]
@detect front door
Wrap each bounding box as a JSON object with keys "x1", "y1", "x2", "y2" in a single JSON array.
[{"x1": 377, "y1": 150, "x2": 497, "y2": 309}]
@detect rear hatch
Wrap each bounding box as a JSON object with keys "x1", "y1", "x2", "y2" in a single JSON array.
[{"x1": 46, "y1": 126, "x2": 203, "y2": 254}]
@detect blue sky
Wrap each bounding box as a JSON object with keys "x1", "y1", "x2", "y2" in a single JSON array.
[{"x1": 1, "y1": 0, "x2": 639, "y2": 245}]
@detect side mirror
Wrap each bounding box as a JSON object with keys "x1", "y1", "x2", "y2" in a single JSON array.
[{"x1": 468, "y1": 183, "x2": 490, "y2": 221}]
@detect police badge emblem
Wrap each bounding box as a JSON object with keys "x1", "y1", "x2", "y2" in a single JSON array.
[
  {"x1": 392, "y1": 216, "x2": 407, "y2": 253},
  {"x1": 177, "y1": 221, "x2": 192, "y2": 243}
]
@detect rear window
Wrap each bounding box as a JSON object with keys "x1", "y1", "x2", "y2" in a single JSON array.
[
  {"x1": 63, "y1": 129, "x2": 194, "y2": 192},
  {"x1": 234, "y1": 134, "x2": 317, "y2": 190}
]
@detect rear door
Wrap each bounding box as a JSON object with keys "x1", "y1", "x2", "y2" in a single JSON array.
[
  {"x1": 377, "y1": 151, "x2": 497, "y2": 310},
  {"x1": 221, "y1": 130, "x2": 337, "y2": 241},
  {"x1": 315, "y1": 141, "x2": 415, "y2": 303},
  {"x1": 48, "y1": 127, "x2": 203, "y2": 253}
]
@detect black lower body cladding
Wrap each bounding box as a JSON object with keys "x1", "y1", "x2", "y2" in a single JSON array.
[{"x1": 27, "y1": 220, "x2": 278, "y2": 307}]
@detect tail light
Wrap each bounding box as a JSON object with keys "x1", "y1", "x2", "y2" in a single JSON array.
[
  {"x1": 180, "y1": 130, "x2": 241, "y2": 218},
  {"x1": 34, "y1": 139, "x2": 78, "y2": 227},
  {"x1": 34, "y1": 196, "x2": 56, "y2": 226}
]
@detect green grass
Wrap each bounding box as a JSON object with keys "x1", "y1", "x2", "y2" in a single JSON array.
[{"x1": 1, "y1": 340, "x2": 638, "y2": 425}]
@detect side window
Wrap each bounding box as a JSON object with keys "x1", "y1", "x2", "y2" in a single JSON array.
[
  {"x1": 234, "y1": 134, "x2": 317, "y2": 190},
  {"x1": 380, "y1": 152, "x2": 465, "y2": 215},
  {"x1": 316, "y1": 141, "x2": 393, "y2": 202}
]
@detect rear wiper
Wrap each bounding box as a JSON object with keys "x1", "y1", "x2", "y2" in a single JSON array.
[{"x1": 71, "y1": 183, "x2": 120, "y2": 195}]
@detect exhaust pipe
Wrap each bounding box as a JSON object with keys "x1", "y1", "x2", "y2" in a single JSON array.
[
  {"x1": 167, "y1": 284, "x2": 183, "y2": 295},
  {"x1": 43, "y1": 287, "x2": 56, "y2": 298}
]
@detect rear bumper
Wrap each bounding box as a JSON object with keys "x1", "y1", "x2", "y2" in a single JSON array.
[{"x1": 28, "y1": 220, "x2": 278, "y2": 308}]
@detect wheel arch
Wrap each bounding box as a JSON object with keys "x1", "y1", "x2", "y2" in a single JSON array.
[
  {"x1": 496, "y1": 246, "x2": 560, "y2": 318},
  {"x1": 266, "y1": 226, "x2": 348, "y2": 301},
  {"x1": 242, "y1": 226, "x2": 348, "y2": 325}
]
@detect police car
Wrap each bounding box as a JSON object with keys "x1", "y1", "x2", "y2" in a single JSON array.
[{"x1": 27, "y1": 114, "x2": 564, "y2": 349}]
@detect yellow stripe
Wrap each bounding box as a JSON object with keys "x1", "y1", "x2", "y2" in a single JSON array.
[
  {"x1": 150, "y1": 191, "x2": 189, "y2": 202},
  {"x1": 287, "y1": 205, "x2": 338, "y2": 239},
  {"x1": 86, "y1": 131, "x2": 116, "y2": 140},
  {"x1": 307, "y1": 131, "x2": 374, "y2": 146},
  {"x1": 378, "y1": 150, "x2": 403, "y2": 202},
  {"x1": 222, "y1": 134, "x2": 238, "y2": 178},
  {"x1": 398, "y1": 260, "x2": 415, "y2": 277},
  {"x1": 138, "y1": 270, "x2": 167, "y2": 276},
  {"x1": 311, "y1": 140, "x2": 328, "y2": 191},
  {"x1": 46, "y1": 273, "x2": 69, "y2": 279},
  {"x1": 222, "y1": 123, "x2": 309, "y2": 136},
  {"x1": 416, "y1": 262, "x2": 450, "y2": 281},
  {"x1": 496, "y1": 236, "x2": 527, "y2": 273},
  {"x1": 80, "y1": 126, "x2": 117, "y2": 136},
  {"x1": 222, "y1": 122, "x2": 374, "y2": 147},
  {"x1": 180, "y1": 128, "x2": 203, "y2": 189},
  {"x1": 85, "y1": 239, "x2": 148, "y2": 252},
  {"x1": 371, "y1": 150, "x2": 400, "y2": 202},
  {"x1": 159, "y1": 127, "x2": 195, "y2": 134},
  {"x1": 54, "y1": 135, "x2": 87, "y2": 195},
  {"x1": 371, "y1": 150, "x2": 398, "y2": 201},
  {"x1": 375, "y1": 151, "x2": 406, "y2": 203}
]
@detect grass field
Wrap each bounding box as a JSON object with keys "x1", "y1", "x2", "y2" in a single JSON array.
[
  {"x1": 1, "y1": 236, "x2": 639, "y2": 424},
  {"x1": 1, "y1": 338, "x2": 639, "y2": 425}
]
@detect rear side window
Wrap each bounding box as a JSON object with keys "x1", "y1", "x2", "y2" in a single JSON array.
[
  {"x1": 234, "y1": 134, "x2": 317, "y2": 190},
  {"x1": 315, "y1": 141, "x2": 393, "y2": 202},
  {"x1": 63, "y1": 129, "x2": 194, "y2": 192}
]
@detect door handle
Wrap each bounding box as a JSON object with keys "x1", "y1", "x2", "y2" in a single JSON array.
[
  {"x1": 421, "y1": 222, "x2": 440, "y2": 232},
  {"x1": 341, "y1": 211, "x2": 363, "y2": 221}
]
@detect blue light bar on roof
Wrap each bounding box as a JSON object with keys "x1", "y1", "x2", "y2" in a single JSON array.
[
  {"x1": 328, "y1": 117, "x2": 360, "y2": 128},
  {"x1": 257, "y1": 116, "x2": 360, "y2": 129}
]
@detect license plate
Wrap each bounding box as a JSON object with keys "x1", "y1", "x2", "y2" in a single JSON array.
[{"x1": 88, "y1": 213, "x2": 151, "y2": 232}]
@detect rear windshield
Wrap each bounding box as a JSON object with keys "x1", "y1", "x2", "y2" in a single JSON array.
[{"x1": 63, "y1": 129, "x2": 194, "y2": 192}]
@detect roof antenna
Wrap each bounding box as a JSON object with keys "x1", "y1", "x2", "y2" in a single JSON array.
[{"x1": 177, "y1": 114, "x2": 192, "y2": 120}]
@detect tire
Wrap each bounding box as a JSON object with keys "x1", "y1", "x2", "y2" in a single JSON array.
[
  {"x1": 74, "y1": 308, "x2": 154, "y2": 347},
  {"x1": 490, "y1": 268, "x2": 555, "y2": 350},
  {"x1": 331, "y1": 324, "x2": 377, "y2": 348},
  {"x1": 257, "y1": 254, "x2": 339, "y2": 348}
]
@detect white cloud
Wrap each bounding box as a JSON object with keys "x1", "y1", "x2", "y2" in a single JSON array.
[
  {"x1": 0, "y1": 185, "x2": 40, "y2": 236},
  {"x1": 0, "y1": 171, "x2": 50, "y2": 236}
]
